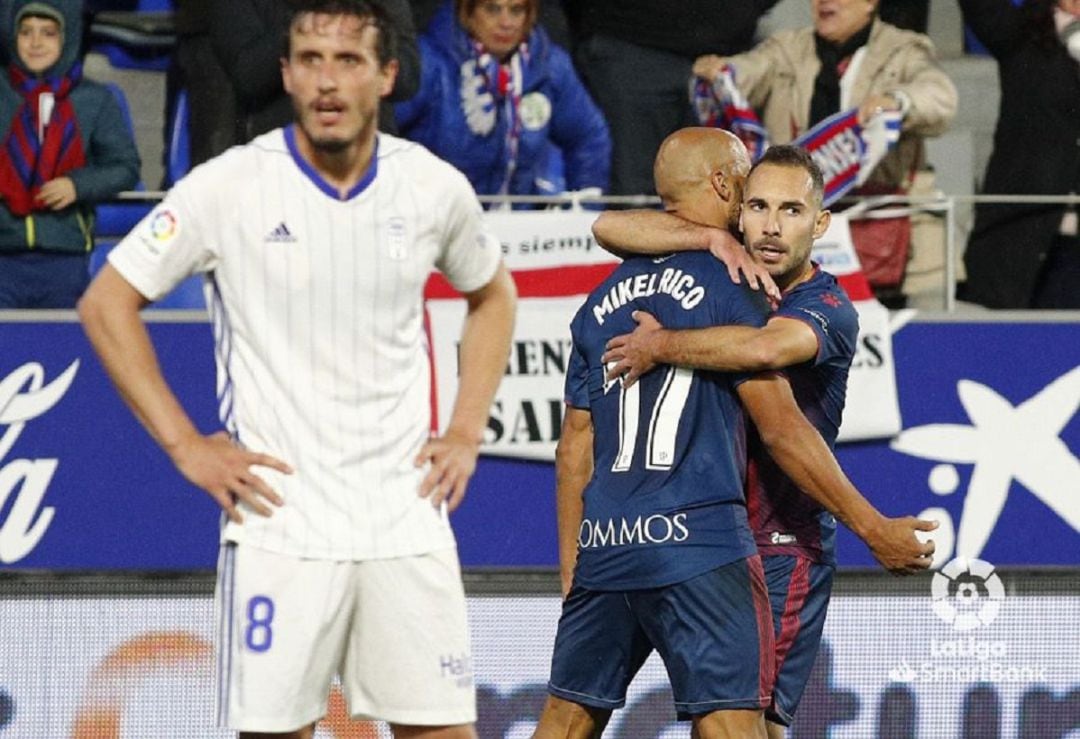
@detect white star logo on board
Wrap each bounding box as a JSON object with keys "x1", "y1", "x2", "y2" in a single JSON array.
[{"x1": 889, "y1": 366, "x2": 1080, "y2": 564}]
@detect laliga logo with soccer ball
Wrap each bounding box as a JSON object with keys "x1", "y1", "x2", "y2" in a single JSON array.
[{"x1": 930, "y1": 557, "x2": 1006, "y2": 631}]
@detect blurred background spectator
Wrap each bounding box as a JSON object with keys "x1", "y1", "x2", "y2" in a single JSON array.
[
  {"x1": 395, "y1": 0, "x2": 610, "y2": 201},
  {"x1": 693, "y1": 0, "x2": 958, "y2": 308},
  {"x1": 879, "y1": 0, "x2": 930, "y2": 32},
  {"x1": 958, "y1": 0, "x2": 1080, "y2": 309},
  {"x1": 52, "y1": 0, "x2": 1075, "y2": 311},
  {"x1": 412, "y1": 0, "x2": 571, "y2": 49},
  {"x1": 168, "y1": 0, "x2": 233, "y2": 167},
  {"x1": 568, "y1": 0, "x2": 779, "y2": 198},
  {"x1": 209, "y1": 0, "x2": 419, "y2": 145},
  {"x1": 0, "y1": 0, "x2": 140, "y2": 308}
]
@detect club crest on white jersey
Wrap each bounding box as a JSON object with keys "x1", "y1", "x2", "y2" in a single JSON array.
[{"x1": 386, "y1": 216, "x2": 407, "y2": 260}]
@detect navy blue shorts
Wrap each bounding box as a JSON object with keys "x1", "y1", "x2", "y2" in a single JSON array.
[
  {"x1": 763, "y1": 554, "x2": 834, "y2": 726},
  {"x1": 548, "y1": 555, "x2": 775, "y2": 718}
]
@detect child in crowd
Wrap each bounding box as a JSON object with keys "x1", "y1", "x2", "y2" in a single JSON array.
[{"x1": 0, "y1": 0, "x2": 139, "y2": 308}]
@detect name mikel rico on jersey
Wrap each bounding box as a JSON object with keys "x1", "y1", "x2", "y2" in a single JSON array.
[{"x1": 592, "y1": 267, "x2": 706, "y2": 326}]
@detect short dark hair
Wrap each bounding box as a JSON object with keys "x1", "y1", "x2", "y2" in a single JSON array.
[
  {"x1": 284, "y1": 0, "x2": 399, "y2": 67},
  {"x1": 750, "y1": 145, "x2": 826, "y2": 207}
]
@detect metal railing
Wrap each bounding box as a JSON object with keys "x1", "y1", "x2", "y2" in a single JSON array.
[{"x1": 102, "y1": 191, "x2": 1080, "y2": 314}]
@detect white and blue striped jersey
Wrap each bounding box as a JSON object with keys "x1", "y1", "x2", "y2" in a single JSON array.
[{"x1": 109, "y1": 128, "x2": 502, "y2": 560}]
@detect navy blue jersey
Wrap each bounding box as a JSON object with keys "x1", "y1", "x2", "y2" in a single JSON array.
[
  {"x1": 565, "y1": 252, "x2": 769, "y2": 590},
  {"x1": 748, "y1": 266, "x2": 859, "y2": 566}
]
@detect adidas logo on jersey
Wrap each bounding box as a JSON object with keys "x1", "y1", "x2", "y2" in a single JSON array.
[{"x1": 265, "y1": 222, "x2": 297, "y2": 243}]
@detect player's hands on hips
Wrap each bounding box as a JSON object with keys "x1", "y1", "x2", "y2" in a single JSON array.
[
  {"x1": 602, "y1": 310, "x2": 664, "y2": 387},
  {"x1": 707, "y1": 228, "x2": 781, "y2": 305},
  {"x1": 867, "y1": 516, "x2": 938, "y2": 575},
  {"x1": 170, "y1": 431, "x2": 291, "y2": 523},
  {"x1": 415, "y1": 429, "x2": 480, "y2": 512}
]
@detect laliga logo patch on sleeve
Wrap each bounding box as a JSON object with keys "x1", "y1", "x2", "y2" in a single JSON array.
[{"x1": 138, "y1": 206, "x2": 182, "y2": 256}]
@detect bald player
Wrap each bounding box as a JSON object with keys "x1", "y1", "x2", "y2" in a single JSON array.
[
  {"x1": 596, "y1": 142, "x2": 937, "y2": 736},
  {"x1": 532, "y1": 131, "x2": 933, "y2": 739}
]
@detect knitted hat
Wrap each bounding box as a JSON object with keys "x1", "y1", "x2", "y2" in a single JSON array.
[{"x1": 15, "y1": 3, "x2": 65, "y2": 36}]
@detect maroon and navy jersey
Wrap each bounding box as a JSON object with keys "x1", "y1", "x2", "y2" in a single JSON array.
[
  {"x1": 565, "y1": 252, "x2": 769, "y2": 590},
  {"x1": 748, "y1": 266, "x2": 859, "y2": 566}
]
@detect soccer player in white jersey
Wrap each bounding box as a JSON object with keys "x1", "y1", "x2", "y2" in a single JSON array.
[{"x1": 78, "y1": 1, "x2": 516, "y2": 737}]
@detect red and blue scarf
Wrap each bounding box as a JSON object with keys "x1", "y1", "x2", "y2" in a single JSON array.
[
  {"x1": 462, "y1": 40, "x2": 527, "y2": 201},
  {"x1": 0, "y1": 63, "x2": 86, "y2": 217},
  {"x1": 692, "y1": 65, "x2": 901, "y2": 206},
  {"x1": 692, "y1": 70, "x2": 768, "y2": 162}
]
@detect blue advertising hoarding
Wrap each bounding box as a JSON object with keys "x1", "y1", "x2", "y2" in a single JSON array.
[
  {"x1": 834, "y1": 317, "x2": 1079, "y2": 568},
  {"x1": 0, "y1": 314, "x2": 1076, "y2": 570},
  {"x1": 0, "y1": 316, "x2": 221, "y2": 569}
]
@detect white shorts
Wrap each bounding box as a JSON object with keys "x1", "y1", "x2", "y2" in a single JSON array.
[{"x1": 214, "y1": 543, "x2": 475, "y2": 732}]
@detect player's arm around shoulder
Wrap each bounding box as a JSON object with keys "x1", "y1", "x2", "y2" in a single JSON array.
[
  {"x1": 602, "y1": 311, "x2": 813, "y2": 386},
  {"x1": 556, "y1": 405, "x2": 593, "y2": 597},
  {"x1": 591, "y1": 209, "x2": 711, "y2": 258},
  {"x1": 655, "y1": 313, "x2": 818, "y2": 373},
  {"x1": 592, "y1": 211, "x2": 777, "y2": 297},
  {"x1": 741, "y1": 315, "x2": 820, "y2": 369},
  {"x1": 416, "y1": 263, "x2": 517, "y2": 512}
]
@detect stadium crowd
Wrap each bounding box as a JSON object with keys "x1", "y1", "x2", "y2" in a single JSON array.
[{"x1": 2, "y1": 0, "x2": 1078, "y2": 309}]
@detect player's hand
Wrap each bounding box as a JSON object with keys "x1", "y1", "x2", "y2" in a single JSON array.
[
  {"x1": 602, "y1": 310, "x2": 664, "y2": 388},
  {"x1": 692, "y1": 54, "x2": 727, "y2": 82},
  {"x1": 169, "y1": 431, "x2": 291, "y2": 524},
  {"x1": 36, "y1": 177, "x2": 77, "y2": 210},
  {"x1": 866, "y1": 516, "x2": 938, "y2": 575},
  {"x1": 415, "y1": 429, "x2": 480, "y2": 512},
  {"x1": 707, "y1": 228, "x2": 781, "y2": 305}
]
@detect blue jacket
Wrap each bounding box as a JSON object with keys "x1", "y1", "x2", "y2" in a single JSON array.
[
  {"x1": 395, "y1": 2, "x2": 610, "y2": 197},
  {"x1": 0, "y1": 0, "x2": 140, "y2": 253}
]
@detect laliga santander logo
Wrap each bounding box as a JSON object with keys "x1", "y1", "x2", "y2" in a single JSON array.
[
  {"x1": 0, "y1": 360, "x2": 79, "y2": 563},
  {"x1": 931, "y1": 557, "x2": 1006, "y2": 632},
  {"x1": 149, "y1": 208, "x2": 179, "y2": 241}
]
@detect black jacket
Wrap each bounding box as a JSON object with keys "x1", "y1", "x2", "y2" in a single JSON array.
[
  {"x1": 960, "y1": 0, "x2": 1080, "y2": 308},
  {"x1": 570, "y1": 0, "x2": 779, "y2": 59}
]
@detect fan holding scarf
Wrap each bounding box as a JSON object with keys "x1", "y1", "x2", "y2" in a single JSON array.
[
  {"x1": 395, "y1": 0, "x2": 610, "y2": 203},
  {"x1": 0, "y1": 0, "x2": 139, "y2": 308},
  {"x1": 691, "y1": 0, "x2": 957, "y2": 309}
]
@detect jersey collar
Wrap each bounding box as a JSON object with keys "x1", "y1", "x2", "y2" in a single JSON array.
[{"x1": 284, "y1": 125, "x2": 379, "y2": 201}]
